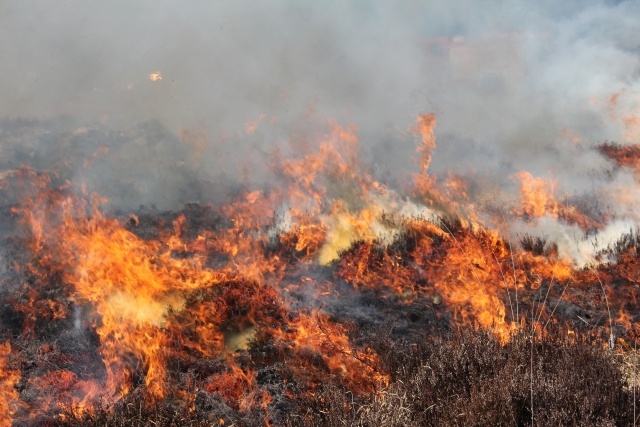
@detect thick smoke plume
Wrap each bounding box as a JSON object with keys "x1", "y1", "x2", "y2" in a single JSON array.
[{"x1": 1, "y1": 0, "x2": 640, "y2": 261}]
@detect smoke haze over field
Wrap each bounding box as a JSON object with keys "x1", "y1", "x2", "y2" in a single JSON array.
[
  {"x1": 2, "y1": 1, "x2": 638, "y2": 132},
  {"x1": 1, "y1": 1, "x2": 640, "y2": 242}
]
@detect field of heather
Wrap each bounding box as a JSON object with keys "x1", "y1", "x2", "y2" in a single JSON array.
[{"x1": 2, "y1": 2, "x2": 640, "y2": 426}]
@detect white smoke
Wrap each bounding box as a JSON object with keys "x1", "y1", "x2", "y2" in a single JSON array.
[{"x1": 511, "y1": 216, "x2": 636, "y2": 268}]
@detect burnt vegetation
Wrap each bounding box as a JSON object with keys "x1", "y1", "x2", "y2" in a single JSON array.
[{"x1": 597, "y1": 141, "x2": 640, "y2": 170}]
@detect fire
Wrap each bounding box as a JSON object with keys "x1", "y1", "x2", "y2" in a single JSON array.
[
  {"x1": 317, "y1": 194, "x2": 421, "y2": 265},
  {"x1": 0, "y1": 111, "x2": 635, "y2": 423},
  {"x1": 413, "y1": 113, "x2": 439, "y2": 203},
  {"x1": 148, "y1": 71, "x2": 162, "y2": 81},
  {"x1": 264, "y1": 310, "x2": 387, "y2": 394},
  {"x1": 414, "y1": 113, "x2": 437, "y2": 175},
  {"x1": 411, "y1": 114, "x2": 479, "y2": 224},
  {"x1": 512, "y1": 171, "x2": 600, "y2": 231},
  {"x1": 514, "y1": 171, "x2": 558, "y2": 219},
  {"x1": 601, "y1": 88, "x2": 640, "y2": 143},
  {"x1": 0, "y1": 342, "x2": 20, "y2": 427},
  {"x1": 62, "y1": 216, "x2": 221, "y2": 399},
  {"x1": 16, "y1": 193, "x2": 233, "y2": 401}
]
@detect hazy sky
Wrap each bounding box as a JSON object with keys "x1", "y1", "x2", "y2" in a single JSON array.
[
  {"x1": 1, "y1": 1, "x2": 637, "y2": 131},
  {"x1": 1, "y1": 1, "x2": 639, "y2": 205}
]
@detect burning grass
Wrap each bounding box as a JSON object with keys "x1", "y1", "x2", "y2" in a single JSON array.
[
  {"x1": 1, "y1": 116, "x2": 640, "y2": 425},
  {"x1": 2, "y1": 192, "x2": 639, "y2": 426}
]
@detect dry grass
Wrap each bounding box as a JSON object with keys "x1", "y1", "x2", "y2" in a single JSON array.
[
  {"x1": 42, "y1": 329, "x2": 639, "y2": 427},
  {"x1": 283, "y1": 330, "x2": 636, "y2": 427}
]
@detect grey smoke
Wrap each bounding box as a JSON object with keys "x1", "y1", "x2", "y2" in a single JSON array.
[{"x1": 1, "y1": 1, "x2": 639, "y2": 231}]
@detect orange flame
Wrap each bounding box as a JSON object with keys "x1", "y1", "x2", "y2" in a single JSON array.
[
  {"x1": 513, "y1": 171, "x2": 558, "y2": 219},
  {"x1": 0, "y1": 342, "x2": 20, "y2": 427}
]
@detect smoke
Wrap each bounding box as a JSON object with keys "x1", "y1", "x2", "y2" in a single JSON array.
[
  {"x1": 511, "y1": 216, "x2": 636, "y2": 268},
  {"x1": 1, "y1": 0, "x2": 640, "y2": 257},
  {"x1": 2, "y1": 2, "x2": 637, "y2": 131}
]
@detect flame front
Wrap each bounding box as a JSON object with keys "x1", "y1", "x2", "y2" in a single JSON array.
[{"x1": 0, "y1": 113, "x2": 635, "y2": 423}]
